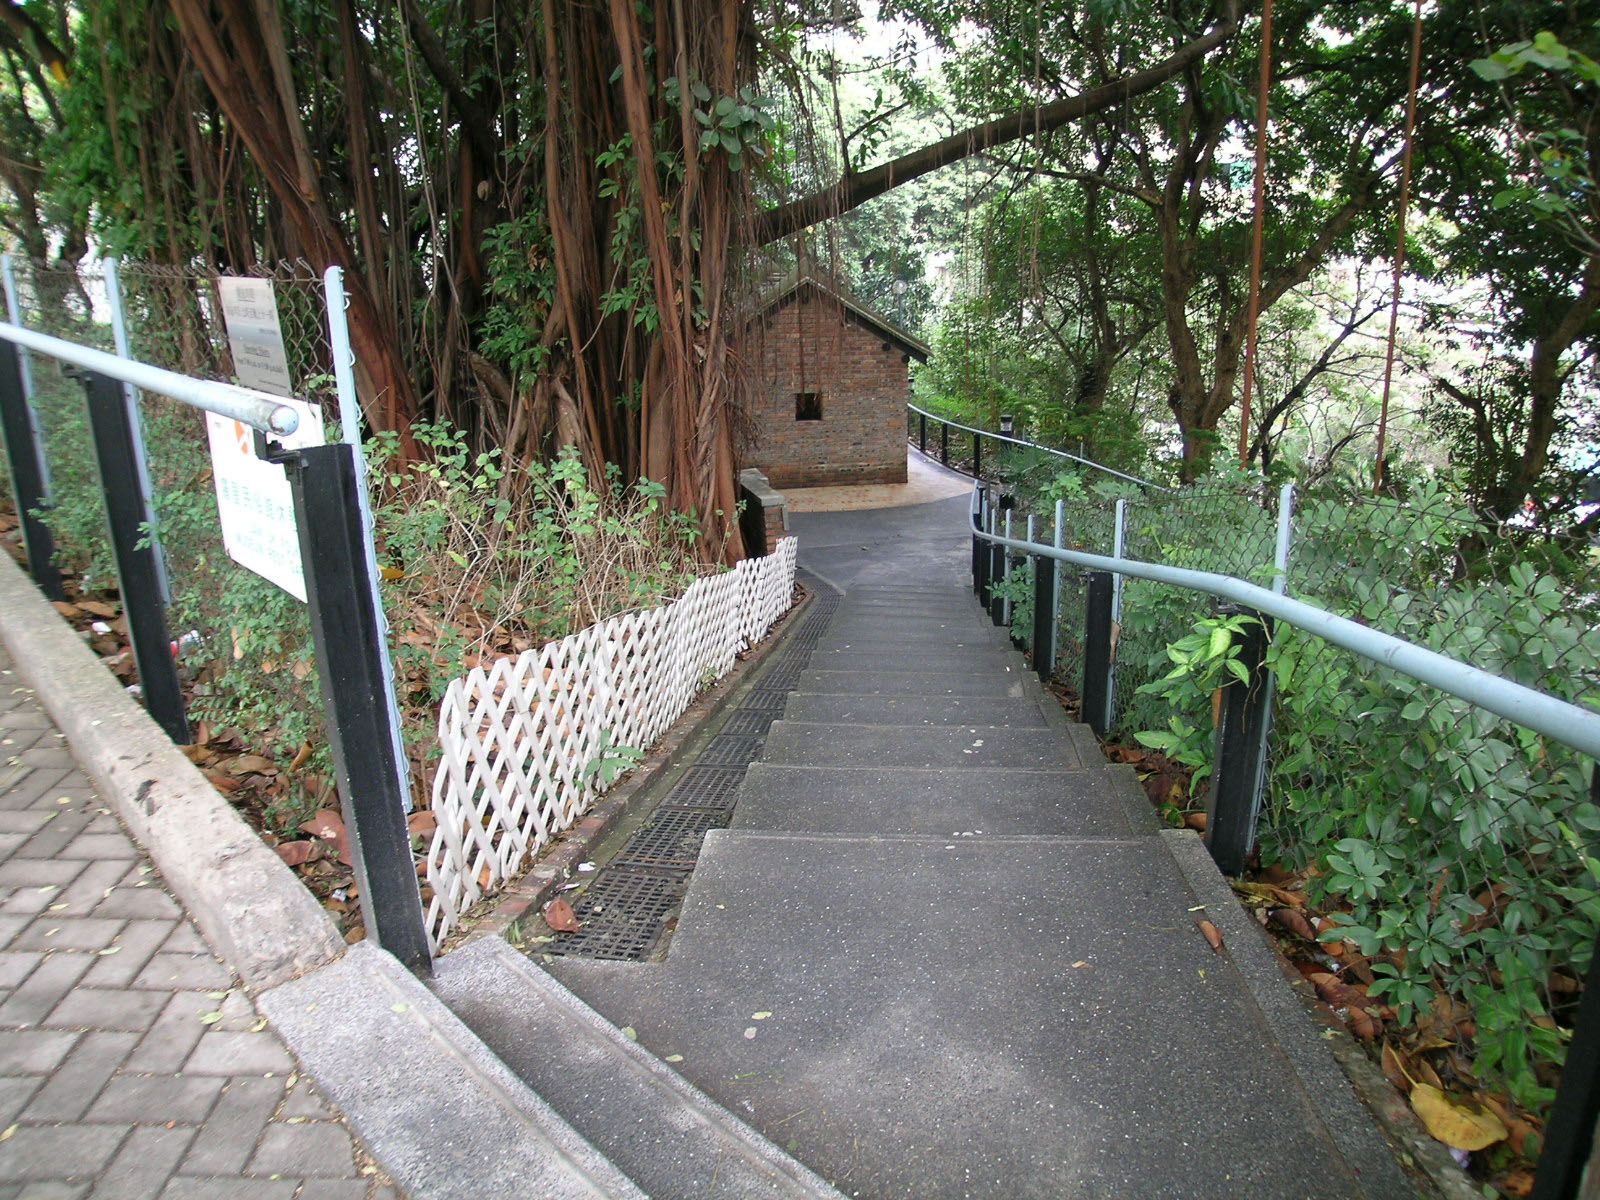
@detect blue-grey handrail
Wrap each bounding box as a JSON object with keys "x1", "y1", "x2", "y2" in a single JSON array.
[
  {"x1": 970, "y1": 488, "x2": 1600, "y2": 760},
  {"x1": 908, "y1": 402, "x2": 1170, "y2": 492},
  {"x1": 0, "y1": 321, "x2": 300, "y2": 435}
]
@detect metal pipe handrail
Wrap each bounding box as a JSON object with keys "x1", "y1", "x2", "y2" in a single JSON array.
[
  {"x1": 909, "y1": 402, "x2": 1170, "y2": 492},
  {"x1": 970, "y1": 491, "x2": 1600, "y2": 760},
  {"x1": 0, "y1": 321, "x2": 301, "y2": 435}
]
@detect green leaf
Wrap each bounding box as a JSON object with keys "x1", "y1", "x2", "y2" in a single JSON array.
[
  {"x1": 1471, "y1": 57, "x2": 1513, "y2": 81},
  {"x1": 1207, "y1": 626, "x2": 1231, "y2": 659},
  {"x1": 1400, "y1": 701, "x2": 1427, "y2": 721}
]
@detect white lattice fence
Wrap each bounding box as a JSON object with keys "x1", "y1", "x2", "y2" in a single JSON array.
[{"x1": 425, "y1": 538, "x2": 798, "y2": 947}]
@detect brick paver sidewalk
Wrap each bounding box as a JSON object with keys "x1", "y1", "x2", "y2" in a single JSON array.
[{"x1": 0, "y1": 651, "x2": 400, "y2": 1200}]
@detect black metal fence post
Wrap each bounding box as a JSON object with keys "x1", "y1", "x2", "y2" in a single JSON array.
[
  {"x1": 989, "y1": 541, "x2": 1006, "y2": 626},
  {"x1": 0, "y1": 342, "x2": 62, "y2": 600},
  {"x1": 973, "y1": 490, "x2": 988, "y2": 598},
  {"x1": 918, "y1": 411, "x2": 927, "y2": 453},
  {"x1": 1081, "y1": 572, "x2": 1114, "y2": 737},
  {"x1": 1031, "y1": 553, "x2": 1055, "y2": 681},
  {"x1": 973, "y1": 431, "x2": 982, "y2": 478},
  {"x1": 1206, "y1": 606, "x2": 1272, "y2": 875},
  {"x1": 274, "y1": 441, "x2": 431, "y2": 973},
  {"x1": 80, "y1": 370, "x2": 188, "y2": 743},
  {"x1": 940, "y1": 420, "x2": 950, "y2": 465},
  {"x1": 1532, "y1": 764, "x2": 1600, "y2": 1200}
]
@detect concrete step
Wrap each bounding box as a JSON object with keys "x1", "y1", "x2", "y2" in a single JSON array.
[
  {"x1": 813, "y1": 622, "x2": 1010, "y2": 650},
  {"x1": 777, "y1": 692, "x2": 1049, "y2": 728},
  {"x1": 259, "y1": 942, "x2": 645, "y2": 1200},
  {"x1": 801, "y1": 647, "x2": 1025, "y2": 675},
  {"x1": 834, "y1": 596, "x2": 987, "y2": 616},
  {"x1": 730, "y1": 762, "x2": 1157, "y2": 835},
  {"x1": 795, "y1": 668, "x2": 1035, "y2": 697},
  {"x1": 759, "y1": 720, "x2": 1089, "y2": 771},
  {"x1": 549, "y1": 830, "x2": 1415, "y2": 1199},
  {"x1": 430, "y1": 939, "x2": 845, "y2": 1200}
]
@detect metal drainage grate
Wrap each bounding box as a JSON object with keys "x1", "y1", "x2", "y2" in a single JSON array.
[
  {"x1": 698, "y1": 734, "x2": 762, "y2": 765},
  {"x1": 722, "y1": 708, "x2": 777, "y2": 737},
  {"x1": 663, "y1": 765, "x2": 747, "y2": 809},
  {"x1": 742, "y1": 688, "x2": 790, "y2": 712},
  {"x1": 540, "y1": 572, "x2": 842, "y2": 963},
  {"x1": 759, "y1": 660, "x2": 806, "y2": 688},
  {"x1": 545, "y1": 869, "x2": 684, "y2": 960},
  {"x1": 613, "y1": 806, "x2": 727, "y2": 871}
]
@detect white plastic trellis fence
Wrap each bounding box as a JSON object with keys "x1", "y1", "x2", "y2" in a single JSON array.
[{"x1": 425, "y1": 537, "x2": 799, "y2": 947}]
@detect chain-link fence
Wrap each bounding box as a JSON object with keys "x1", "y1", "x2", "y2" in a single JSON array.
[
  {"x1": 983, "y1": 460, "x2": 1600, "y2": 1123},
  {"x1": 2, "y1": 257, "x2": 355, "y2": 833}
]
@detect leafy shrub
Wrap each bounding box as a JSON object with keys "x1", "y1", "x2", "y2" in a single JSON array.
[{"x1": 1123, "y1": 480, "x2": 1600, "y2": 1107}]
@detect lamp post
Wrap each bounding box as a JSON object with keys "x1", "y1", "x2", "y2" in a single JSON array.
[{"x1": 1000, "y1": 414, "x2": 1014, "y2": 437}]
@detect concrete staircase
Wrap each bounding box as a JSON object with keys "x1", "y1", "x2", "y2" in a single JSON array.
[{"x1": 427, "y1": 499, "x2": 1417, "y2": 1199}]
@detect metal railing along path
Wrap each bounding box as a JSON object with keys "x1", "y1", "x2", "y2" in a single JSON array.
[
  {"x1": 0, "y1": 304, "x2": 431, "y2": 974},
  {"x1": 969, "y1": 486, "x2": 1600, "y2": 763},
  {"x1": 968, "y1": 482, "x2": 1600, "y2": 1200},
  {"x1": 908, "y1": 402, "x2": 1171, "y2": 492},
  {"x1": 1, "y1": 321, "x2": 302, "y2": 435}
]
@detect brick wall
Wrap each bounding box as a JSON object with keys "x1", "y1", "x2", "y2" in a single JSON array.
[{"x1": 746, "y1": 296, "x2": 910, "y2": 488}]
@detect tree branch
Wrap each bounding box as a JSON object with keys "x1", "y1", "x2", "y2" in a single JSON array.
[
  {"x1": 396, "y1": 0, "x2": 500, "y2": 171},
  {"x1": 751, "y1": 0, "x2": 1240, "y2": 244}
]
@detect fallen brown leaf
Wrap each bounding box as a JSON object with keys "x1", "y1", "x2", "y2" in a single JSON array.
[
  {"x1": 1497, "y1": 1170, "x2": 1535, "y2": 1197},
  {"x1": 1346, "y1": 1006, "x2": 1382, "y2": 1038},
  {"x1": 300, "y1": 810, "x2": 352, "y2": 866},
  {"x1": 1269, "y1": 908, "x2": 1317, "y2": 940},
  {"x1": 544, "y1": 897, "x2": 580, "y2": 932},
  {"x1": 229, "y1": 754, "x2": 279, "y2": 776},
  {"x1": 1182, "y1": 811, "x2": 1207, "y2": 832},
  {"x1": 51, "y1": 601, "x2": 84, "y2": 618},
  {"x1": 407, "y1": 811, "x2": 437, "y2": 836},
  {"x1": 274, "y1": 841, "x2": 320, "y2": 867},
  {"x1": 1381, "y1": 1042, "x2": 1412, "y2": 1091},
  {"x1": 1194, "y1": 919, "x2": 1224, "y2": 952},
  {"x1": 289, "y1": 742, "x2": 314, "y2": 771}
]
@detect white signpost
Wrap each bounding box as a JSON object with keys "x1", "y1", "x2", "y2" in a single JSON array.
[{"x1": 210, "y1": 278, "x2": 323, "y2": 601}]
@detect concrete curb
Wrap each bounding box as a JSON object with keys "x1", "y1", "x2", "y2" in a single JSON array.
[
  {"x1": 1161, "y1": 829, "x2": 1421, "y2": 1198},
  {"x1": 0, "y1": 552, "x2": 345, "y2": 989},
  {"x1": 261, "y1": 942, "x2": 645, "y2": 1200}
]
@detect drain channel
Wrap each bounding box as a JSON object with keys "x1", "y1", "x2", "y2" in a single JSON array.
[{"x1": 542, "y1": 574, "x2": 839, "y2": 961}]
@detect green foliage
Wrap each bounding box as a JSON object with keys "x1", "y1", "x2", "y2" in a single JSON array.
[
  {"x1": 685, "y1": 83, "x2": 777, "y2": 174},
  {"x1": 1116, "y1": 479, "x2": 1600, "y2": 1108},
  {"x1": 580, "y1": 730, "x2": 646, "y2": 786}
]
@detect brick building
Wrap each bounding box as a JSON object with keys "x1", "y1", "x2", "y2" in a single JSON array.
[{"x1": 745, "y1": 275, "x2": 929, "y2": 488}]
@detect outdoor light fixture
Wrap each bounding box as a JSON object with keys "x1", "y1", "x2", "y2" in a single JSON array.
[{"x1": 999, "y1": 414, "x2": 1015, "y2": 436}]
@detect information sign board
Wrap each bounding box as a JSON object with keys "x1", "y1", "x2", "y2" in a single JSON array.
[{"x1": 210, "y1": 278, "x2": 324, "y2": 601}]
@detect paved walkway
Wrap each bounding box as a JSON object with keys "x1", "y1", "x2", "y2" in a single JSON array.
[
  {"x1": 0, "y1": 647, "x2": 399, "y2": 1200},
  {"x1": 524, "y1": 491, "x2": 1415, "y2": 1198}
]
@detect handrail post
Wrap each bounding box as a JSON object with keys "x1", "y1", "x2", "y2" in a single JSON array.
[
  {"x1": 973, "y1": 488, "x2": 989, "y2": 598},
  {"x1": 1081, "y1": 572, "x2": 1114, "y2": 737},
  {"x1": 79, "y1": 369, "x2": 188, "y2": 743},
  {"x1": 273, "y1": 440, "x2": 432, "y2": 973},
  {"x1": 941, "y1": 419, "x2": 950, "y2": 465},
  {"x1": 988, "y1": 508, "x2": 1005, "y2": 627},
  {"x1": 1206, "y1": 605, "x2": 1272, "y2": 874},
  {"x1": 1032, "y1": 551, "x2": 1055, "y2": 680},
  {"x1": 919, "y1": 411, "x2": 927, "y2": 453},
  {"x1": 0, "y1": 341, "x2": 63, "y2": 599},
  {"x1": 973, "y1": 430, "x2": 982, "y2": 478},
  {"x1": 1533, "y1": 765, "x2": 1600, "y2": 1200}
]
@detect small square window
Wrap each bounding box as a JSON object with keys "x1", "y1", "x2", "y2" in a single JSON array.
[{"x1": 795, "y1": 391, "x2": 823, "y2": 421}]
